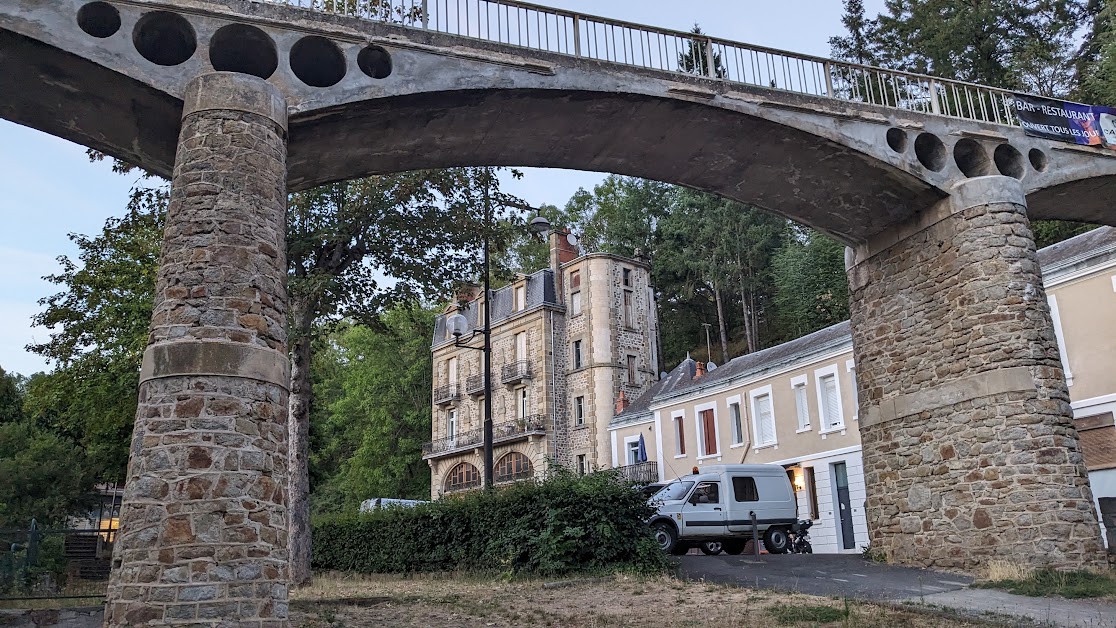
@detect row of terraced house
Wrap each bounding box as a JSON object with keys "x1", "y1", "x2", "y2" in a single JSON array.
[{"x1": 426, "y1": 226, "x2": 1116, "y2": 554}]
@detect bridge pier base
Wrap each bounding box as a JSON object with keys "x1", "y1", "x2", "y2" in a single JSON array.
[
  {"x1": 104, "y1": 73, "x2": 291, "y2": 627},
  {"x1": 847, "y1": 175, "x2": 1105, "y2": 571}
]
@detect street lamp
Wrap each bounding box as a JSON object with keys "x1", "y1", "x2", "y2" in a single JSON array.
[{"x1": 445, "y1": 192, "x2": 551, "y2": 488}]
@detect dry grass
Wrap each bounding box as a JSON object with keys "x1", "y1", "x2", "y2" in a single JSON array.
[
  {"x1": 290, "y1": 571, "x2": 990, "y2": 627},
  {"x1": 984, "y1": 560, "x2": 1035, "y2": 583}
]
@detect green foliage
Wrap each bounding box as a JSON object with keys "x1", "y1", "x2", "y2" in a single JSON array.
[
  {"x1": 830, "y1": 0, "x2": 879, "y2": 65},
  {"x1": 310, "y1": 308, "x2": 436, "y2": 513},
  {"x1": 0, "y1": 368, "x2": 24, "y2": 425},
  {"x1": 975, "y1": 569, "x2": 1116, "y2": 599},
  {"x1": 770, "y1": 229, "x2": 850, "y2": 341},
  {"x1": 23, "y1": 187, "x2": 165, "y2": 481},
  {"x1": 677, "y1": 25, "x2": 727, "y2": 78},
  {"x1": 769, "y1": 602, "x2": 849, "y2": 624},
  {"x1": 1079, "y1": 0, "x2": 1116, "y2": 104},
  {"x1": 312, "y1": 469, "x2": 668, "y2": 576},
  {"x1": 0, "y1": 421, "x2": 94, "y2": 528},
  {"x1": 1032, "y1": 221, "x2": 1100, "y2": 249}
]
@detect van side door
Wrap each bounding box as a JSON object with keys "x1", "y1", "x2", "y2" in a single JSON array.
[
  {"x1": 680, "y1": 480, "x2": 727, "y2": 538},
  {"x1": 726, "y1": 475, "x2": 760, "y2": 533}
]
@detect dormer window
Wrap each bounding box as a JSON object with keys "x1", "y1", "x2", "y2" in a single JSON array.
[{"x1": 515, "y1": 285, "x2": 526, "y2": 311}]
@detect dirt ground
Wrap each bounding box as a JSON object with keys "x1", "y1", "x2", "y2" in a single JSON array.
[{"x1": 290, "y1": 572, "x2": 992, "y2": 627}]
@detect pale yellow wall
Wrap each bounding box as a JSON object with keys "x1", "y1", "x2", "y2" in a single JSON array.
[
  {"x1": 612, "y1": 422, "x2": 657, "y2": 466},
  {"x1": 1048, "y1": 269, "x2": 1116, "y2": 404}
]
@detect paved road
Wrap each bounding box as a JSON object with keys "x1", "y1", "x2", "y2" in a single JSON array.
[
  {"x1": 677, "y1": 553, "x2": 973, "y2": 602},
  {"x1": 677, "y1": 554, "x2": 1116, "y2": 627}
]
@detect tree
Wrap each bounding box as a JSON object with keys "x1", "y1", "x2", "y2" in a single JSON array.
[
  {"x1": 23, "y1": 187, "x2": 165, "y2": 481},
  {"x1": 771, "y1": 229, "x2": 850, "y2": 340},
  {"x1": 285, "y1": 168, "x2": 524, "y2": 585},
  {"x1": 310, "y1": 308, "x2": 435, "y2": 513},
  {"x1": 0, "y1": 421, "x2": 95, "y2": 529},
  {"x1": 0, "y1": 367, "x2": 24, "y2": 424},
  {"x1": 1078, "y1": 0, "x2": 1116, "y2": 104},
  {"x1": 678, "y1": 25, "x2": 727, "y2": 78},
  {"x1": 830, "y1": 0, "x2": 879, "y2": 65}
]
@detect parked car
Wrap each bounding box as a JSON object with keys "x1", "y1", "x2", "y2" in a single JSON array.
[
  {"x1": 639, "y1": 482, "x2": 669, "y2": 500},
  {"x1": 647, "y1": 464, "x2": 797, "y2": 555},
  {"x1": 359, "y1": 498, "x2": 428, "y2": 513}
]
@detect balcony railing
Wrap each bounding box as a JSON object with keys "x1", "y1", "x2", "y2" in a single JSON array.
[
  {"x1": 465, "y1": 374, "x2": 486, "y2": 397},
  {"x1": 500, "y1": 360, "x2": 533, "y2": 384},
  {"x1": 432, "y1": 383, "x2": 461, "y2": 406},
  {"x1": 264, "y1": 0, "x2": 1021, "y2": 127},
  {"x1": 615, "y1": 461, "x2": 659, "y2": 484},
  {"x1": 422, "y1": 415, "x2": 547, "y2": 457}
]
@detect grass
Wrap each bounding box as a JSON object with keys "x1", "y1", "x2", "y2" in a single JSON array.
[
  {"x1": 769, "y1": 601, "x2": 850, "y2": 624},
  {"x1": 974, "y1": 561, "x2": 1116, "y2": 600}
]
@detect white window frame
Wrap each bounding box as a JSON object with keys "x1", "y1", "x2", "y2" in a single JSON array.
[
  {"x1": 694, "y1": 401, "x2": 721, "y2": 459},
  {"x1": 515, "y1": 332, "x2": 527, "y2": 362},
  {"x1": 748, "y1": 385, "x2": 777, "y2": 449},
  {"x1": 672, "y1": 410, "x2": 687, "y2": 458},
  {"x1": 518, "y1": 388, "x2": 528, "y2": 418},
  {"x1": 514, "y1": 284, "x2": 526, "y2": 311},
  {"x1": 1047, "y1": 294, "x2": 1073, "y2": 386},
  {"x1": 846, "y1": 359, "x2": 859, "y2": 421},
  {"x1": 814, "y1": 364, "x2": 845, "y2": 434},
  {"x1": 624, "y1": 435, "x2": 641, "y2": 465},
  {"x1": 447, "y1": 408, "x2": 457, "y2": 443},
  {"x1": 726, "y1": 394, "x2": 745, "y2": 447},
  {"x1": 570, "y1": 290, "x2": 582, "y2": 316},
  {"x1": 574, "y1": 395, "x2": 585, "y2": 426},
  {"x1": 791, "y1": 374, "x2": 811, "y2": 433}
]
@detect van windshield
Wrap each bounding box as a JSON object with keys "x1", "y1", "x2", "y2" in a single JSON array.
[{"x1": 653, "y1": 481, "x2": 695, "y2": 502}]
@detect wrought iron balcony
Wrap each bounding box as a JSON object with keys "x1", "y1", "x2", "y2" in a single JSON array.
[
  {"x1": 615, "y1": 461, "x2": 659, "y2": 484},
  {"x1": 500, "y1": 360, "x2": 533, "y2": 384},
  {"x1": 465, "y1": 374, "x2": 486, "y2": 397},
  {"x1": 432, "y1": 383, "x2": 461, "y2": 406},
  {"x1": 422, "y1": 415, "x2": 548, "y2": 459}
]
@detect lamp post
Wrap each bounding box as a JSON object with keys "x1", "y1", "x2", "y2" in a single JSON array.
[{"x1": 446, "y1": 179, "x2": 550, "y2": 488}]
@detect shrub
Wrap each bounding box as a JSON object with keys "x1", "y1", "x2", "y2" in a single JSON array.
[{"x1": 312, "y1": 468, "x2": 668, "y2": 576}]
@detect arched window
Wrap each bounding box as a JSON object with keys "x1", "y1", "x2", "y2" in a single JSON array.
[
  {"x1": 494, "y1": 452, "x2": 533, "y2": 484},
  {"x1": 443, "y1": 462, "x2": 481, "y2": 493}
]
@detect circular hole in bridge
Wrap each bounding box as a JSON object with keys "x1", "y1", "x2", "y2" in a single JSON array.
[
  {"x1": 886, "y1": 128, "x2": 908, "y2": 153},
  {"x1": 994, "y1": 144, "x2": 1025, "y2": 180},
  {"x1": 954, "y1": 138, "x2": 992, "y2": 178},
  {"x1": 291, "y1": 36, "x2": 347, "y2": 87},
  {"x1": 77, "y1": 2, "x2": 121, "y2": 39},
  {"x1": 209, "y1": 24, "x2": 278, "y2": 79},
  {"x1": 914, "y1": 132, "x2": 946, "y2": 172},
  {"x1": 1029, "y1": 148, "x2": 1049, "y2": 173},
  {"x1": 358, "y1": 45, "x2": 393, "y2": 79},
  {"x1": 133, "y1": 11, "x2": 196, "y2": 67}
]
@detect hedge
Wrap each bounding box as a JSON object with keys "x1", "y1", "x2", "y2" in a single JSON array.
[{"x1": 312, "y1": 468, "x2": 668, "y2": 576}]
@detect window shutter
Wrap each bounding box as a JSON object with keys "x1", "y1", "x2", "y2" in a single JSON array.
[
  {"x1": 794, "y1": 384, "x2": 809, "y2": 430},
  {"x1": 823, "y1": 375, "x2": 841, "y2": 428},
  {"x1": 757, "y1": 395, "x2": 774, "y2": 445}
]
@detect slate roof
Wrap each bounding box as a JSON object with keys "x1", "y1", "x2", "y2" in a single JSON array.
[
  {"x1": 1037, "y1": 226, "x2": 1116, "y2": 272},
  {"x1": 432, "y1": 269, "x2": 558, "y2": 348}
]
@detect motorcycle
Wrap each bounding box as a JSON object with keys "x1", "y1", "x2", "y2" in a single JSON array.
[{"x1": 789, "y1": 519, "x2": 813, "y2": 554}]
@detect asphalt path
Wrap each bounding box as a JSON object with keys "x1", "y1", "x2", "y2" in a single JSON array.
[{"x1": 676, "y1": 553, "x2": 973, "y2": 602}]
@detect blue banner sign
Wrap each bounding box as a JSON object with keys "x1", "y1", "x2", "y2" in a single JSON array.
[{"x1": 1014, "y1": 94, "x2": 1116, "y2": 150}]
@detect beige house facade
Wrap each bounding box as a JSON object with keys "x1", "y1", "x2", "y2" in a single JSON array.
[
  {"x1": 425, "y1": 233, "x2": 658, "y2": 498},
  {"x1": 609, "y1": 227, "x2": 1116, "y2": 554}
]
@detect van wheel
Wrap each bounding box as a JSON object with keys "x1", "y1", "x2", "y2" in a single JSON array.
[
  {"x1": 722, "y1": 540, "x2": 746, "y2": 555},
  {"x1": 700, "y1": 541, "x2": 723, "y2": 555},
  {"x1": 763, "y1": 527, "x2": 790, "y2": 554},
  {"x1": 652, "y1": 522, "x2": 679, "y2": 554}
]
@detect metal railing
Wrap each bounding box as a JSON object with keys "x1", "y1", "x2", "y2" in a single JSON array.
[
  {"x1": 422, "y1": 415, "x2": 547, "y2": 456},
  {"x1": 1, "y1": 522, "x2": 115, "y2": 601},
  {"x1": 500, "y1": 360, "x2": 532, "y2": 384},
  {"x1": 614, "y1": 461, "x2": 658, "y2": 484},
  {"x1": 464, "y1": 373, "x2": 486, "y2": 396},
  {"x1": 262, "y1": 0, "x2": 1019, "y2": 126},
  {"x1": 432, "y1": 383, "x2": 461, "y2": 405}
]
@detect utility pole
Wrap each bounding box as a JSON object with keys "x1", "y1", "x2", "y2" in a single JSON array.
[{"x1": 701, "y1": 322, "x2": 713, "y2": 364}]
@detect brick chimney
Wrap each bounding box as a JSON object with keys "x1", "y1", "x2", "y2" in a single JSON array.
[
  {"x1": 694, "y1": 360, "x2": 707, "y2": 379},
  {"x1": 549, "y1": 228, "x2": 580, "y2": 305},
  {"x1": 615, "y1": 389, "x2": 630, "y2": 414}
]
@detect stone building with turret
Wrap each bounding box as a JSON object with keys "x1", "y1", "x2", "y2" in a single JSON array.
[{"x1": 424, "y1": 232, "x2": 659, "y2": 498}]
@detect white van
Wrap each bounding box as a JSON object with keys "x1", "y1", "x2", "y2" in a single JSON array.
[
  {"x1": 359, "y1": 498, "x2": 428, "y2": 512},
  {"x1": 647, "y1": 464, "x2": 797, "y2": 555}
]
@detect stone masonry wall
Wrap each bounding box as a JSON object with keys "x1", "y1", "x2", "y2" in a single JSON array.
[
  {"x1": 849, "y1": 184, "x2": 1103, "y2": 570},
  {"x1": 104, "y1": 74, "x2": 291, "y2": 626}
]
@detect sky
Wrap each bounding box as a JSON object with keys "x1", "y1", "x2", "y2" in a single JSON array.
[{"x1": 0, "y1": 0, "x2": 886, "y2": 377}]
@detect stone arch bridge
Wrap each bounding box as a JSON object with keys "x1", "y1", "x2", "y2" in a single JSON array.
[{"x1": 2, "y1": 0, "x2": 1115, "y2": 624}]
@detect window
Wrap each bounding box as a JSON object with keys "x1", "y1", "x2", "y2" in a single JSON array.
[
  {"x1": 570, "y1": 270, "x2": 581, "y2": 289},
  {"x1": 447, "y1": 409, "x2": 457, "y2": 442},
  {"x1": 444, "y1": 462, "x2": 481, "y2": 493},
  {"x1": 515, "y1": 332, "x2": 527, "y2": 362},
  {"x1": 794, "y1": 381, "x2": 810, "y2": 431},
  {"x1": 729, "y1": 402, "x2": 744, "y2": 445},
  {"x1": 627, "y1": 355, "x2": 637, "y2": 384},
  {"x1": 622, "y1": 291, "x2": 633, "y2": 327},
  {"x1": 574, "y1": 396, "x2": 585, "y2": 426},
  {"x1": 572, "y1": 340, "x2": 583, "y2": 369},
  {"x1": 804, "y1": 466, "x2": 820, "y2": 520},
  {"x1": 818, "y1": 372, "x2": 843, "y2": 430},
  {"x1": 750, "y1": 389, "x2": 776, "y2": 447},
  {"x1": 732, "y1": 476, "x2": 758, "y2": 502},
  {"x1": 514, "y1": 285, "x2": 526, "y2": 311},
  {"x1": 846, "y1": 360, "x2": 859, "y2": 419},
  {"x1": 577, "y1": 454, "x2": 588, "y2": 475},
  {"x1": 673, "y1": 414, "x2": 686, "y2": 456},
  {"x1": 627, "y1": 440, "x2": 641, "y2": 465},
  {"x1": 518, "y1": 388, "x2": 528, "y2": 418},
  {"x1": 693, "y1": 481, "x2": 720, "y2": 504},
  {"x1": 622, "y1": 267, "x2": 632, "y2": 286},
  {"x1": 571, "y1": 290, "x2": 582, "y2": 315},
  {"x1": 699, "y1": 408, "x2": 718, "y2": 456},
  {"x1": 494, "y1": 452, "x2": 533, "y2": 483},
  {"x1": 447, "y1": 357, "x2": 458, "y2": 385}
]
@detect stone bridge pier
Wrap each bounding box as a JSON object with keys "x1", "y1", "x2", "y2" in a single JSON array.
[
  {"x1": 848, "y1": 176, "x2": 1104, "y2": 570},
  {"x1": 104, "y1": 73, "x2": 292, "y2": 626}
]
